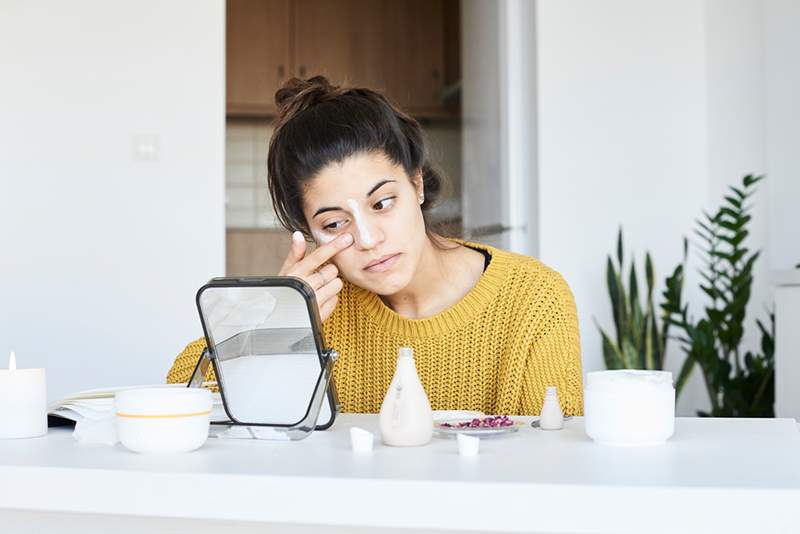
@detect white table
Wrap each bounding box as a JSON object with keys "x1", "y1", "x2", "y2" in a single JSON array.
[{"x1": 1, "y1": 415, "x2": 799, "y2": 534}]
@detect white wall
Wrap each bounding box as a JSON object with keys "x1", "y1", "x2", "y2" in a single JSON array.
[
  {"x1": 535, "y1": 0, "x2": 795, "y2": 415},
  {"x1": 536, "y1": 0, "x2": 710, "y2": 414},
  {"x1": 0, "y1": 1, "x2": 226, "y2": 401},
  {"x1": 765, "y1": 0, "x2": 800, "y2": 273}
]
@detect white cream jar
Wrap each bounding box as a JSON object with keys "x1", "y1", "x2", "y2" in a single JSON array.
[
  {"x1": 584, "y1": 370, "x2": 675, "y2": 446},
  {"x1": 115, "y1": 387, "x2": 212, "y2": 453}
]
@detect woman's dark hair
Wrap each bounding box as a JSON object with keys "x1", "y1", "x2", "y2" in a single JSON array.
[{"x1": 267, "y1": 75, "x2": 449, "y2": 241}]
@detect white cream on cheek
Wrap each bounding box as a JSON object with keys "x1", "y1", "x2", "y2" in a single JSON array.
[
  {"x1": 311, "y1": 229, "x2": 335, "y2": 245},
  {"x1": 346, "y1": 198, "x2": 375, "y2": 247}
]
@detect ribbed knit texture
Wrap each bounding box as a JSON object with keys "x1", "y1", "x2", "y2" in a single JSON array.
[{"x1": 166, "y1": 241, "x2": 583, "y2": 416}]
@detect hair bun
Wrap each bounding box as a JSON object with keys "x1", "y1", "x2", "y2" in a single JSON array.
[{"x1": 274, "y1": 76, "x2": 344, "y2": 121}]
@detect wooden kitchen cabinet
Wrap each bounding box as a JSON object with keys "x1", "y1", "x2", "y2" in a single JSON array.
[
  {"x1": 226, "y1": 0, "x2": 458, "y2": 118},
  {"x1": 292, "y1": 0, "x2": 393, "y2": 93},
  {"x1": 385, "y1": 0, "x2": 446, "y2": 114},
  {"x1": 227, "y1": 0, "x2": 291, "y2": 115}
]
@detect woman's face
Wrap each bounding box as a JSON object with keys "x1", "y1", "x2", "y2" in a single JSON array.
[{"x1": 301, "y1": 151, "x2": 427, "y2": 295}]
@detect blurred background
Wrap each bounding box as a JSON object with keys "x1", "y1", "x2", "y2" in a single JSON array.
[{"x1": 1, "y1": 0, "x2": 798, "y2": 416}]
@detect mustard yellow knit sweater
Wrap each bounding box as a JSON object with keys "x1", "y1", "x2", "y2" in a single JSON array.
[{"x1": 166, "y1": 241, "x2": 583, "y2": 416}]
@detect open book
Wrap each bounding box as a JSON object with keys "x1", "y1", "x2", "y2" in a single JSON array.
[{"x1": 48, "y1": 384, "x2": 226, "y2": 426}]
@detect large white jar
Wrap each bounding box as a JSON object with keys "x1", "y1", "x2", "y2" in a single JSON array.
[
  {"x1": 379, "y1": 347, "x2": 433, "y2": 447},
  {"x1": 584, "y1": 370, "x2": 675, "y2": 446}
]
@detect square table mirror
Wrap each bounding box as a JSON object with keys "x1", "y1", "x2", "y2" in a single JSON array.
[{"x1": 187, "y1": 276, "x2": 339, "y2": 440}]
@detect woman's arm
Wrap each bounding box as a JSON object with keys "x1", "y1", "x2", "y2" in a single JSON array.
[
  {"x1": 166, "y1": 337, "x2": 210, "y2": 384},
  {"x1": 518, "y1": 272, "x2": 584, "y2": 416}
]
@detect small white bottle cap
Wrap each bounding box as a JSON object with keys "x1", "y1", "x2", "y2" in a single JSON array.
[
  {"x1": 350, "y1": 427, "x2": 375, "y2": 454},
  {"x1": 398, "y1": 347, "x2": 414, "y2": 358},
  {"x1": 457, "y1": 433, "x2": 480, "y2": 456}
]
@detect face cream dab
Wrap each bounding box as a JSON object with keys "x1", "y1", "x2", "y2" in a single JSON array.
[{"x1": 346, "y1": 199, "x2": 375, "y2": 247}]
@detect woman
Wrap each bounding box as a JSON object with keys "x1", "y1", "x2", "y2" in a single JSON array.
[{"x1": 168, "y1": 76, "x2": 583, "y2": 416}]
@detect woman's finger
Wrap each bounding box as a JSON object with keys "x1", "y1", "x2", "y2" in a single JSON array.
[
  {"x1": 315, "y1": 276, "x2": 343, "y2": 305},
  {"x1": 318, "y1": 294, "x2": 339, "y2": 323},
  {"x1": 279, "y1": 231, "x2": 308, "y2": 275},
  {"x1": 304, "y1": 263, "x2": 338, "y2": 290},
  {"x1": 296, "y1": 232, "x2": 353, "y2": 274}
]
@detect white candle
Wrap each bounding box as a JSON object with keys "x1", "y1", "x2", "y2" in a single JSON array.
[{"x1": 0, "y1": 351, "x2": 48, "y2": 439}]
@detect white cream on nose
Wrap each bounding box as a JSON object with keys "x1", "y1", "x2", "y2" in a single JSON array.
[{"x1": 346, "y1": 198, "x2": 375, "y2": 247}]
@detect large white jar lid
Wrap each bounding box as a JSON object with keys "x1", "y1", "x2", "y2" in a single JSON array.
[{"x1": 586, "y1": 370, "x2": 673, "y2": 390}]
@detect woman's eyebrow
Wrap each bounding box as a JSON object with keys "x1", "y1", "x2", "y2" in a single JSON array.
[
  {"x1": 313, "y1": 206, "x2": 341, "y2": 218},
  {"x1": 367, "y1": 179, "x2": 396, "y2": 196},
  {"x1": 312, "y1": 179, "x2": 397, "y2": 218}
]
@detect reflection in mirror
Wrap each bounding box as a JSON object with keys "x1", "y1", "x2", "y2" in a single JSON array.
[{"x1": 198, "y1": 285, "x2": 324, "y2": 426}]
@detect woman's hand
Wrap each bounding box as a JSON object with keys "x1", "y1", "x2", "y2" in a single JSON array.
[{"x1": 278, "y1": 231, "x2": 353, "y2": 322}]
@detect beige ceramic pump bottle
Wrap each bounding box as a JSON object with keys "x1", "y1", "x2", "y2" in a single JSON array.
[{"x1": 379, "y1": 347, "x2": 433, "y2": 446}]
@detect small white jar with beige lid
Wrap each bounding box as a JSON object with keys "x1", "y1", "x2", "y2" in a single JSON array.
[{"x1": 115, "y1": 387, "x2": 212, "y2": 453}]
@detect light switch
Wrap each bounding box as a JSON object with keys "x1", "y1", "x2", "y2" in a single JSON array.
[{"x1": 132, "y1": 134, "x2": 160, "y2": 161}]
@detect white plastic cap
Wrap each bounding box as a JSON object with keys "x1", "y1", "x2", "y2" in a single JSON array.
[
  {"x1": 457, "y1": 433, "x2": 480, "y2": 456},
  {"x1": 350, "y1": 427, "x2": 374, "y2": 454},
  {"x1": 546, "y1": 386, "x2": 558, "y2": 395},
  {"x1": 398, "y1": 347, "x2": 414, "y2": 358}
]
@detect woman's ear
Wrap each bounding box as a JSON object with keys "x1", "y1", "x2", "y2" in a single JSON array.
[{"x1": 413, "y1": 170, "x2": 424, "y2": 205}]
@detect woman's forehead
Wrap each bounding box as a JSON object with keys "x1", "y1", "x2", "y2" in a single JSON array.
[{"x1": 305, "y1": 152, "x2": 408, "y2": 199}]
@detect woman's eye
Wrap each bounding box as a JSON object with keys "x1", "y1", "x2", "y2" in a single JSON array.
[
  {"x1": 373, "y1": 197, "x2": 396, "y2": 210},
  {"x1": 323, "y1": 219, "x2": 346, "y2": 231}
]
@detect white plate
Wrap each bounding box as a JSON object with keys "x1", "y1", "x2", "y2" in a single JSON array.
[
  {"x1": 433, "y1": 417, "x2": 524, "y2": 438},
  {"x1": 431, "y1": 410, "x2": 484, "y2": 423}
]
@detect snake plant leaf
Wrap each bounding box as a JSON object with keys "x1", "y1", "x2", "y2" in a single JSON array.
[
  {"x1": 616, "y1": 227, "x2": 624, "y2": 267},
  {"x1": 621, "y1": 338, "x2": 638, "y2": 369},
  {"x1": 606, "y1": 255, "x2": 624, "y2": 348},
  {"x1": 598, "y1": 326, "x2": 625, "y2": 370},
  {"x1": 644, "y1": 313, "x2": 655, "y2": 370},
  {"x1": 629, "y1": 264, "x2": 643, "y2": 353},
  {"x1": 650, "y1": 309, "x2": 663, "y2": 369},
  {"x1": 629, "y1": 262, "x2": 639, "y2": 311}
]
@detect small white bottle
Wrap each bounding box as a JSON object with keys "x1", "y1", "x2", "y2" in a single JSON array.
[
  {"x1": 379, "y1": 347, "x2": 433, "y2": 446},
  {"x1": 539, "y1": 386, "x2": 564, "y2": 430}
]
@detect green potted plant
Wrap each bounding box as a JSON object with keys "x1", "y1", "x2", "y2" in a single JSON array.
[
  {"x1": 663, "y1": 175, "x2": 774, "y2": 417},
  {"x1": 596, "y1": 229, "x2": 690, "y2": 393}
]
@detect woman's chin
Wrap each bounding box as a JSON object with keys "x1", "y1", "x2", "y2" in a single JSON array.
[{"x1": 353, "y1": 270, "x2": 412, "y2": 296}]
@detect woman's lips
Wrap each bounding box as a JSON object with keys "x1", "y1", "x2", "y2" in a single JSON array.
[{"x1": 364, "y1": 253, "x2": 401, "y2": 273}]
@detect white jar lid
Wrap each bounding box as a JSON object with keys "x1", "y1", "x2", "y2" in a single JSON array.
[
  {"x1": 586, "y1": 370, "x2": 673, "y2": 390},
  {"x1": 115, "y1": 387, "x2": 212, "y2": 416}
]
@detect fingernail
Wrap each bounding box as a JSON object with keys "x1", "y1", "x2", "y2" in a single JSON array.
[
  {"x1": 292, "y1": 231, "x2": 304, "y2": 242},
  {"x1": 340, "y1": 233, "x2": 353, "y2": 245}
]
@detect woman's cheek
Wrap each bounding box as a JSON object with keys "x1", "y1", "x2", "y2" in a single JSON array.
[
  {"x1": 330, "y1": 249, "x2": 359, "y2": 281},
  {"x1": 311, "y1": 229, "x2": 336, "y2": 245}
]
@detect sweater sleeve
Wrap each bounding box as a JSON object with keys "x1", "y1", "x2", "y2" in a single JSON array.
[
  {"x1": 165, "y1": 337, "x2": 211, "y2": 384},
  {"x1": 518, "y1": 272, "x2": 584, "y2": 416}
]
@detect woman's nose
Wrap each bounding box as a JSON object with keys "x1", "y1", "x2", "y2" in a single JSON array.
[
  {"x1": 347, "y1": 199, "x2": 382, "y2": 250},
  {"x1": 353, "y1": 216, "x2": 383, "y2": 250}
]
